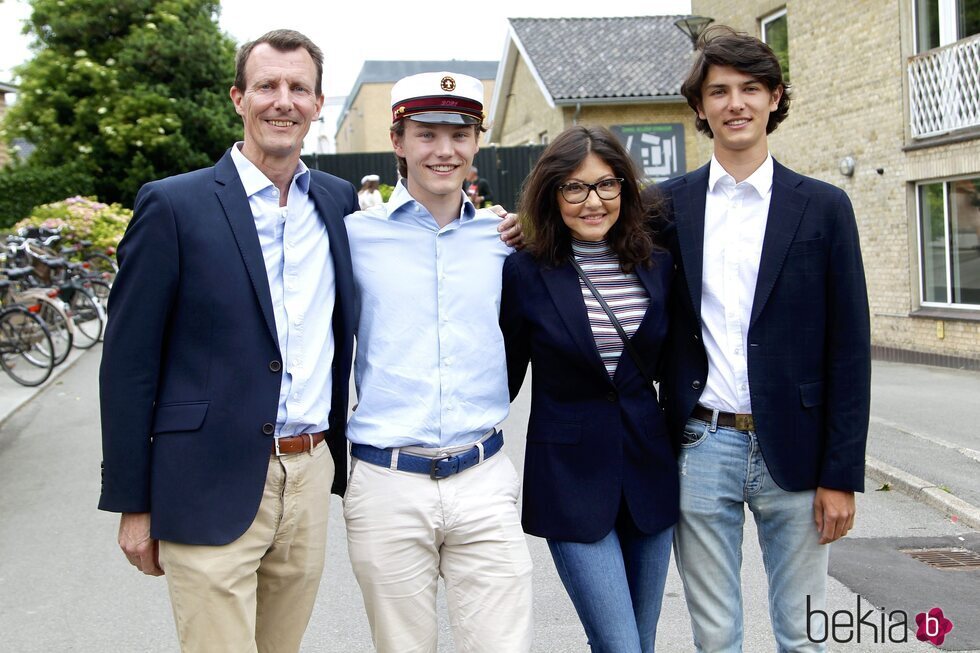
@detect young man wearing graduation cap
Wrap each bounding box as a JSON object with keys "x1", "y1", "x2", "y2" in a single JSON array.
[{"x1": 342, "y1": 72, "x2": 533, "y2": 652}]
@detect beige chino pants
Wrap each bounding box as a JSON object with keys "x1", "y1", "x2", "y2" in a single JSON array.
[
  {"x1": 159, "y1": 439, "x2": 333, "y2": 653},
  {"x1": 344, "y1": 452, "x2": 534, "y2": 653}
]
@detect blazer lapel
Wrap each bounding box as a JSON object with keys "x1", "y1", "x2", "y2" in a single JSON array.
[
  {"x1": 309, "y1": 179, "x2": 355, "y2": 337},
  {"x1": 610, "y1": 259, "x2": 663, "y2": 385},
  {"x1": 540, "y1": 262, "x2": 609, "y2": 379},
  {"x1": 672, "y1": 164, "x2": 709, "y2": 320},
  {"x1": 213, "y1": 150, "x2": 279, "y2": 346},
  {"x1": 751, "y1": 160, "x2": 807, "y2": 327}
]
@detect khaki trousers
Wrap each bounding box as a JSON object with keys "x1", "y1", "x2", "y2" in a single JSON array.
[
  {"x1": 159, "y1": 440, "x2": 333, "y2": 653},
  {"x1": 344, "y1": 453, "x2": 534, "y2": 653}
]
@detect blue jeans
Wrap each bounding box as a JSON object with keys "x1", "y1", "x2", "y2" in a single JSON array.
[
  {"x1": 548, "y1": 520, "x2": 673, "y2": 653},
  {"x1": 674, "y1": 417, "x2": 829, "y2": 653}
]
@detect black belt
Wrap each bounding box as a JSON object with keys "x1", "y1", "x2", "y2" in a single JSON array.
[
  {"x1": 350, "y1": 430, "x2": 503, "y2": 479},
  {"x1": 692, "y1": 405, "x2": 755, "y2": 432}
]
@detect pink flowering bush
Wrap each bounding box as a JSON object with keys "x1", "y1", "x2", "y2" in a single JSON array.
[{"x1": 14, "y1": 196, "x2": 132, "y2": 251}]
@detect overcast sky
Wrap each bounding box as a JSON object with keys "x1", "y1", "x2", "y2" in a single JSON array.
[{"x1": 0, "y1": 0, "x2": 692, "y2": 147}]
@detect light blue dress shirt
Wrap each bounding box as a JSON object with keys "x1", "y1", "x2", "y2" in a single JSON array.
[
  {"x1": 230, "y1": 144, "x2": 335, "y2": 438},
  {"x1": 345, "y1": 181, "x2": 514, "y2": 449}
]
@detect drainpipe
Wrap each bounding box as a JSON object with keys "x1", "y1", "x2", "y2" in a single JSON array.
[{"x1": 572, "y1": 102, "x2": 581, "y2": 125}]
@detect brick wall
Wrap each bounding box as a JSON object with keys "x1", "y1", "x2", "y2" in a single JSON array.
[{"x1": 496, "y1": 57, "x2": 565, "y2": 146}]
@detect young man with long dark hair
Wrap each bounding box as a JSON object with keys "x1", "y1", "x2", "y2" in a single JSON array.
[{"x1": 658, "y1": 26, "x2": 871, "y2": 652}]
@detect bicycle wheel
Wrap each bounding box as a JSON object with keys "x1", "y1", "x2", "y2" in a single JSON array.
[
  {"x1": 67, "y1": 286, "x2": 103, "y2": 349},
  {"x1": 84, "y1": 252, "x2": 118, "y2": 282},
  {"x1": 0, "y1": 307, "x2": 55, "y2": 387},
  {"x1": 85, "y1": 279, "x2": 111, "y2": 342},
  {"x1": 34, "y1": 298, "x2": 73, "y2": 366},
  {"x1": 87, "y1": 278, "x2": 111, "y2": 310}
]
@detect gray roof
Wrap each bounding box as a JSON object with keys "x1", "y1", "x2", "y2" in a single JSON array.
[
  {"x1": 0, "y1": 82, "x2": 18, "y2": 94},
  {"x1": 337, "y1": 60, "x2": 498, "y2": 131},
  {"x1": 509, "y1": 16, "x2": 691, "y2": 101}
]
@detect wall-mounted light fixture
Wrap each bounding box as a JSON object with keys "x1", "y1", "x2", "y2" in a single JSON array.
[
  {"x1": 838, "y1": 156, "x2": 855, "y2": 177},
  {"x1": 674, "y1": 16, "x2": 715, "y2": 49}
]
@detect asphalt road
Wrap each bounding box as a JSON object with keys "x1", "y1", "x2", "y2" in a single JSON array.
[{"x1": 0, "y1": 350, "x2": 977, "y2": 651}]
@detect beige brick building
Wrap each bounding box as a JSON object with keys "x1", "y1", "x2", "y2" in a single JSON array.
[
  {"x1": 335, "y1": 61, "x2": 497, "y2": 154},
  {"x1": 694, "y1": 0, "x2": 980, "y2": 366},
  {"x1": 0, "y1": 82, "x2": 16, "y2": 168},
  {"x1": 488, "y1": 16, "x2": 712, "y2": 178}
]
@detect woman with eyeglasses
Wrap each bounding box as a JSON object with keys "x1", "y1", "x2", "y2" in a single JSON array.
[{"x1": 500, "y1": 125, "x2": 678, "y2": 652}]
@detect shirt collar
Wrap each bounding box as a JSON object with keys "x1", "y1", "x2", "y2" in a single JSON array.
[
  {"x1": 385, "y1": 179, "x2": 477, "y2": 222},
  {"x1": 230, "y1": 142, "x2": 311, "y2": 198},
  {"x1": 707, "y1": 153, "x2": 774, "y2": 197}
]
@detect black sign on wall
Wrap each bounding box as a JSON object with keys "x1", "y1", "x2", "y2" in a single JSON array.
[{"x1": 611, "y1": 124, "x2": 686, "y2": 183}]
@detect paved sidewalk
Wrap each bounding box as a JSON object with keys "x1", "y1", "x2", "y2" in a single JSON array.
[{"x1": 0, "y1": 341, "x2": 91, "y2": 427}]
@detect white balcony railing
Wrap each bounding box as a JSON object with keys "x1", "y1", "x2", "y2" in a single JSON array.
[{"x1": 908, "y1": 33, "x2": 980, "y2": 138}]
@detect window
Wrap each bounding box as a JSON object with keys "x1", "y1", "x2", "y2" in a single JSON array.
[
  {"x1": 917, "y1": 176, "x2": 980, "y2": 307},
  {"x1": 915, "y1": 0, "x2": 980, "y2": 52},
  {"x1": 761, "y1": 9, "x2": 790, "y2": 82}
]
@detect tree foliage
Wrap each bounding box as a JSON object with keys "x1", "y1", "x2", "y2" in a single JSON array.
[{"x1": 2, "y1": 0, "x2": 242, "y2": 206}]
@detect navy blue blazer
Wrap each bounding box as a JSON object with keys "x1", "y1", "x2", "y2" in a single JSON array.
[
  {"x1": 657, "y1": 159, "x2": 871, "y2": 493},
  {"x1": 98, "y1": 149, "x2": 358, "y2": 545},
  {"x1": 500, "y1": 249, "x2": 679, "y2": 543}
]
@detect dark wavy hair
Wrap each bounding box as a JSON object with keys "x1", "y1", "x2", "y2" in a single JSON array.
[
  {"x1": 235, "y1": 29, "x2": 324, "y2": 97},
  {"x1": 519, "y1": 125, "x2": 661, "y2": 273},
  {"x1": 681, "y1": 25, "x2": 791, "y2": 137}
]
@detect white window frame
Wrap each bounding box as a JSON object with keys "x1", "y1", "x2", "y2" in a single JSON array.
[
  {"x1": 916, "y1": 175, "x2": 980, "y2": 309},
  {"x1": 913, "y1": 0, "x2": 978, "y2": 51},
  {"x1": 761, "y1": 8, "x2": 789, "y2": 79},
  {"x1": 761, "y1": 7, "x2": 788, "y2": 41}
]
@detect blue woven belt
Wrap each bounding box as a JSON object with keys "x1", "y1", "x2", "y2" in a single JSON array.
[{"x1": 350, "y1": 429, "x2": 503, "y2": 480}]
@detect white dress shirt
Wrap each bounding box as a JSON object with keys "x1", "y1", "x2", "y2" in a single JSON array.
[
  {"x1": 344, "y1": 181, "x2": 514, "y2": 449},
  {"x1": 699, "y1": 154, "x2": 774, "y2": 414},
  {"x1": 231, "y1": 144, "x2": 335, "y2": 438}
]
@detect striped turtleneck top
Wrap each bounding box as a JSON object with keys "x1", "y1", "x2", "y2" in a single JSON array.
[{"x1": 572, "y1": 238, "x2": 650, "y2": 379}]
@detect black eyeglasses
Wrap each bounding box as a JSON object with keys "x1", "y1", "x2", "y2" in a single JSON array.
[{"x1": 557, "y1": 178, "x2": 624, "y2": 204}]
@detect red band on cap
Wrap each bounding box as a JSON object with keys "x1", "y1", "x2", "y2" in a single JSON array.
[{"x1": 392, "y1": 95, "x2": 483, "y2": 123}]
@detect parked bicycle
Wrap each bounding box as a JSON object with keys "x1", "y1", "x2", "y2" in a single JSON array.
[{"x1": 0, "y1": 303, "x2": 55, "y2": 387}]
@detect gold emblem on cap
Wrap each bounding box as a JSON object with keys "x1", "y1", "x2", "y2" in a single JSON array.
[
  {"x1": 395, "y1": 106, "x2": 406, "y2": 115},
  {"x1": 440, "y1": 76, "x2": 456, "y2": 92}
]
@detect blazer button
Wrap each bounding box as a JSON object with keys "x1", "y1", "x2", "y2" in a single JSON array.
[
  {"x1": 691, "y1": 380, "x2": 702, "y2": 390},
  {"x1": 269, "y1": 360, "x2": 282, "y2": 372},
  {"x1": 262, "y1": 423, "x2": 275, "y2": 435},
  {"x1": 693, "y1": 334, "x2": 700, "y2": 342},
  {"x1": 606, "y1": 391, "x2": 617, "y2": 402}
]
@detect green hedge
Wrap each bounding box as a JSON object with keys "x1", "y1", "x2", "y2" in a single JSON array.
[{"x1": 0, "y1": 163, "x2": 97, "y2": 230}]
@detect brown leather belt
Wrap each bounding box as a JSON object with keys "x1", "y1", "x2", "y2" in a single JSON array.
[
  {"x1": 691, "y1": 405, "x2": 755, "y2": 432},
  {"x1": 273, "y1": 431, "x2": 326, "y2": 456}
]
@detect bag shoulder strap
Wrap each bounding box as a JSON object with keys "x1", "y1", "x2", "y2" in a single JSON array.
[{"x1": 569, "y1": 257, "x2": 656, "y2": 390}]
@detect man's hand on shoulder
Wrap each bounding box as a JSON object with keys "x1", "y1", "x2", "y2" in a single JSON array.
[
  {"x1": 489, "y1": 205, "x2": 524, "y2": 249},
  {"x1": 119, "y1": 512, "x2": 164, "y2": 576},
  {"x1": 813, "y1": 487, "x2": 856, "y2": 544}
]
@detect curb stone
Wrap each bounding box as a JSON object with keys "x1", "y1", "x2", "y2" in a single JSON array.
[{"x1": 866, "y1": 455, "x2": 980, "y2": 531}]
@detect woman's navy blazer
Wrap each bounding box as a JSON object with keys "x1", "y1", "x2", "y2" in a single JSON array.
[{"x1": 500, "y1": 248, "x2": 679, "y2": 542}]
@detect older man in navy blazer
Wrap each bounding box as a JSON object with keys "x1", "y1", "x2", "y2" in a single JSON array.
[
  {"x1": 656, "y1": 27, "x2": 871, "y2": 652},
  {"x1": 98, "y1": 30, "x2": 357, "y2": 652}
]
